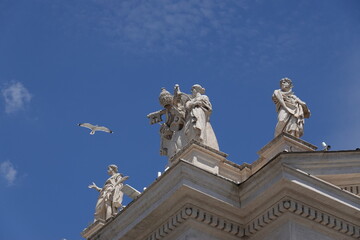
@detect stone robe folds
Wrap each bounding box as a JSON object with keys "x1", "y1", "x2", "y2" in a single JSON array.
[
  {"x1": 272, "y1": 89, "x2": 310, "y2": 138},
  {"x1": 185, "y1": 94, "x2": 219, "y2": 150},
  {"x1": 95, "y1": 173, "x2": 125, "y2": 221}
]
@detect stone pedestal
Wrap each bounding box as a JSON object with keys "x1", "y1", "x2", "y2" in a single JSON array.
[
  {"x1": 253, "y1": 133, "x2": 317, "y2": 174},
  {"x1": 170, "y1": 140, "x2": 249, "y2": 183},
  {"x1": 170, "y1": 140, "x2": 228, "y2": 174}
]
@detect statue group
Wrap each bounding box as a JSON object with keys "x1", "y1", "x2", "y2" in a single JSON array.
[
  {"x1": 148, "y1": 84, "x2": 219, "y2": 158},
  {"x1": 148, "y1": 80, "x2": 311, "y2": 158},
  {"x1": 87, "y1": 79, "x2": 311, "y2": 223}
]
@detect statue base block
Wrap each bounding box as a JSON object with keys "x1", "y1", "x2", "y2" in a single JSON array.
[
  {"x1": 253, "y1": 133, "x2": 317, "y2": 173},
  {"x1": 170, "y1": 140, "x2": 247, "y2": 183}
]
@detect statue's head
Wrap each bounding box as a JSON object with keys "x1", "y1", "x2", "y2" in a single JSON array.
[
  {"x1": 279, "y1": 78, "x2": 293, "y2": 90},
  {"x1": 159, "y1": 88, "x2": 173, "y2": 108},
  {"x1": 108, "y1": 164, "x2": 118, "y2": 174},
  {"x1": 192, "y1": 84, "x2": 205, "y2": 95}
]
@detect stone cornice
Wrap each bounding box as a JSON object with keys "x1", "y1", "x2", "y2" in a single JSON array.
[
  {"x1": 341, "y1": 184, "x2": 360, "y2": 196},
  {"x1": 145, "y1": 198, "x2": 360, "y2": 240},
  {"x1": 246, "y1": 197, "x2": 360, "y2": 239},
  {"x1": 145, "y1": 205, "x2": 245, "y2": 240}
]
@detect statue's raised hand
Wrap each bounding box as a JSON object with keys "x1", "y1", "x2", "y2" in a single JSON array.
[{"x1": 88, "y1": 182, "x2": 100, "y2": 191}]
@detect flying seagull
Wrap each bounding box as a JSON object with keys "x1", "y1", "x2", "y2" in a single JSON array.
[{"x1": 78, "y1": 123, "x2": 113, "y2": 135}]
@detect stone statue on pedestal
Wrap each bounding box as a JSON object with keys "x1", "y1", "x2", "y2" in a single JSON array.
[
  {"x1": 89, "y1": 165, "x2": 128, "y2": 222},
  {"x1": 148, "y1": 84, "x2": 219, "y2": 158},
  {"x1": 272, "y1": 78, "x2": 310, "y2": 138},
  {"x1": 184, "y1": 84, "x2": 219, "y2": 149}
]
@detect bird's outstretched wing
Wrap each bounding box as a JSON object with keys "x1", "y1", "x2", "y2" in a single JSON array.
[
  {"x1": 96, "y1": 126, "x2": 113, "y2": 133},
  {"x1": 78, "y1": 123, "x2": 113, "y2": 134},
  {"x1": 78, "y1": 123, "x2": 95, "y2": 130}
]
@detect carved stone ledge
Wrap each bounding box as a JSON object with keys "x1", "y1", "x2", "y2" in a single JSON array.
[
  {"x1": 145, "y1": 205, "x2": 244, "y2": 240},
  {"x1": 245, "y1": 198, "x2": 360, "y2": 239},
  {"x1": 340, "y1": 184, "x2": 360, "y2": 196},
  {"x1": 83, "y1": 181, "x2": 360, "y2": 239}
]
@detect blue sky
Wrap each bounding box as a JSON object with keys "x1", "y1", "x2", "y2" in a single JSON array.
[{"x1": 1, "y1": 0, "x2": 360, "y2": 239}]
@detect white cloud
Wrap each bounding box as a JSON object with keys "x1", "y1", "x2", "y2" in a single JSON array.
[
  {"x1": 0, "y1": 160, "x2": 17, "y2": 185},
  {"x1": 1, "y1": 81, "x2": 32, "y2": 114}
]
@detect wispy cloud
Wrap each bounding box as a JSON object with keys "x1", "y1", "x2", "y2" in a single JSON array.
[
  {"x1": 0, "y1": 160, "x2": 17, "y2": 186},
  {"x1": 1, "y1": 81, "x2": 32, "y2": 114},
  {"x1": 58, "y1": 0, "x2": 318, "y2": 66},
  {"x1": 62, "y1": 1, "x2": 249, "y2": 54},
  {"x1": 56, "y1": 0, "x2": 358, "y2": 69}
]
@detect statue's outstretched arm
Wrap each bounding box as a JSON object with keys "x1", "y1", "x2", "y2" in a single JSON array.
[
  {"x1": 88, "y1": 182, "x2": 101, "y2": 192},
  {"x1": 147, "y1": 109, "x2": 167, "y2": 125}
]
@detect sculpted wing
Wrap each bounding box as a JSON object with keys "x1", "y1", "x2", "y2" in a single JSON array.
[{"x1": 122, "y1": 184, "x2": 141, "y2": 199}]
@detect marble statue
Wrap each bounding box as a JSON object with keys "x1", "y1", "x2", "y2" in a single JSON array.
[
  {"x1": 183, "y1": 84, "x2": 219, "y2": 149},
  {"x1": 272, "y1": 78, "x2": 310, "y2": 138},
  {"x1": 89, "y1": 165, "x2": 129, "y2": 222},
  {"x1": 147, "y1": 84, "x2": 219, "y2": 158},
  {"x1": 147, "y1": 85, "x2": 186, "y2": 157}
]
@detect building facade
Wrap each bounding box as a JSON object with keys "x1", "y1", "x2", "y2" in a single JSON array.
[{"x1": 82, "y1": 133, "x2": 360, "y2": 240}]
